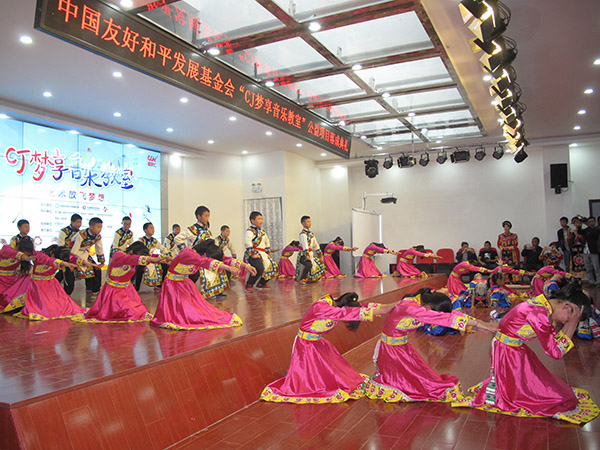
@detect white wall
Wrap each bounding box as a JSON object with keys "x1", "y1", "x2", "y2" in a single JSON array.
[{"x1": 570, "y1": 141, "x2": 600, "y2": 217}]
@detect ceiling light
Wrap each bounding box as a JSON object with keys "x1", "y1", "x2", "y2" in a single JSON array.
[
  {"x1": 229, "y1": 116, "x2": 237, "y2": 121},
  {"x1": 398, "y1": 153, "x2": 416, "y2": 168},
  {"x1": 364, "y1": 159, "x2": 379, "y2": 178},
  {"x1": 584, "y1": 88, "x2": 594, "y2": 95},
  {"x1": 320, "y1": 152, "x2": 327, "y2": 157},
  {"x1": 493, "y1": 144, "x2": 504, "y2": 159},
  {"x1": 120, "y1": 0, "x2": 133, "y2": 7},
  {"x1": 435, "y1": 140, "x2": 442, "y2": 144},
  {"x1": 573, "y1": 125, "x2": 581, "y2": 131},
  {"x1": 421, "y1": 128, "x2": 428, "y2": 134},
  {"x1": 514, "y1": 149, "x2": 528, "y2": 163},
  {"x1": 339, "y1": 120, "x2": 346, "y2": 126},
  {"x1": 207, "y1": 48, "x2": 220, "y2": 56},
  {"x1": 242, "y1": 150, "x2": 248, "y2": 154},
  {"x1": 450, "y1": 149, "x2": 470, "y2": 163},
  {"x1": 569, "y1": 143, "x2": 578, "y2": 148},
  {"x1": 113, "y1": 112, "x2": 121, "y2": 117},
  {"x1": 0, "y1": 114, "x2": 9, "y2": 119},
  {"x1": 382, "y1": 155, "x2": 394, "y2": 170},
  {"x1": 491, "y1": 100, "x2": 500, "y2": 106},
  {"x1": 578, "y1": 109, "x2": 586, "y2": 115},
  {"x1": 436, "y1": 150, "x2": 448, "y2": 164},
  {"x1": 266, "y1": 131, "x2": 273, "y2": 136},
  {"x1": 361, "y1": 135, "x2": 367, "y2": 139},
  {"x1": 461, "y1": 0, "x2": 509, "y2": 43},
  {"x1": 483, "y1": 74, "x2": 493, "y2": 81},
  {"x1": 180, "y1": 97, "x2": 188, "y2": 103},
  {"x1": 112, "y1": 71, "x2": 122, "y2": 78},
  {"x1": 265, "y1": 80, "x2": 275, "y2": 87},
  {"x1": 376, "y1": 146, "x2": 383, "y2": 150},
  {"x1": 68, "y1": 130, "x2": 79, "y2": 135},
  {"x1": 308, "y1": 22, "x2": 321, "y2": 32},
  {"x1": 42, "y1": 91, "x2": 52, "y2": 98},
  {"x1": 166, "y1": 127, "x2": 173, "y2": 132},
  {"x1": 594, "y1": 58, "x2": 600, "y2": 66},
  {"x1": 207, "y1": 139, "x2": 214, "y2": 144},
  {"x1": 19, "y1": 35, "x2": 33, "y2": 44},
  {"x1": 382, "y1": 92, "x2": 391, "y2": 98},
  {"x1": 408, "y1": 112, "x2": 416, "y2": 117},
  {"x1": 474, "y1": 147, "x2": 486, "y2": 161},
  {"x1": 352, "y1": 64, "x2": 362, "y2": 71},
  {"x1": 296, "y1": 143, "x2": 302, "y2": 147},
  {"x1": 419, "y1": 153, "x2": 430, "y2": 167}
]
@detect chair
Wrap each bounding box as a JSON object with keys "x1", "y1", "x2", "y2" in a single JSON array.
[{"x1": 434, "y1": 248, "x2": 455, "y2": 275}]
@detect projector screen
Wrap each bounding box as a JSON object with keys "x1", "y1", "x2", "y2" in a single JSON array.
[
  {"x1": 0, "y1": 117, "x2": 162, "y2": 251},
  {"x1": 351, "y1": 208, "x2": 382, "y2": 258}
]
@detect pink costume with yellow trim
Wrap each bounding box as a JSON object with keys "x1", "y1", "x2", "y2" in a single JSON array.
[
  {"x1": 0, "y1": 245, "x2": 28, "y2": 313},
  {"x1": 453, "y1": 295, "x2": 599, "y2": 424},
  {"x1": 278, "y1": 245, "x2": 300, "y2": 279},
  {"x1": 260, "y1": 294, "x2": 380, "y2": 403},
  {"x1": 355, "y1": 244, "x2": 394, "y2": 278},
  {"x1": 17, "y1": 252, "x2": 85, "y2": 320},
  {"x1": 323, "y1": 243, "x2": 352, "y2": 278},
  {"x1": 80, "y1": 251, "x2": 153, "y2": 323},
  {"x1": 365, "y1": 294, "x2": 472, "y2": 402},
  {"x1": 395, "y1": 248, "x2": 429, "y2": 278},
  {"x1": 447, "y1": 261, "x2": 487, "y2": 296},
  {"x1": 529, "y1": 266, "x2": 568, "y2": 297},
  {"x1": 150, "y1": 248, "x2": 242, "y2": 330}
]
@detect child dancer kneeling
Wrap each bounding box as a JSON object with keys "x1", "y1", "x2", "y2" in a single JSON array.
[
  {"x1": 81, "y1": 242, "x2": 167, "y2": 323},
  {"x1": 151, "y1": 240, "x2": 254, "y2": 330},
  {"x1": 365, "y1": 288, "x2": 496, "y2": 403},
  {"x1": 261, "y1": 292, "x2": 396, "y2": 403},
  {"x1": 453, "y1": 282, "x2": 599, "y2": 424}
]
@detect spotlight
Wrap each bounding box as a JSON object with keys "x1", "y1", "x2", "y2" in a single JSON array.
[
  {"x1": 493, "y1": 144, "x2": 504, "y2": 160},
  {"x1": 489, "y1": 66, "x2": 516, "y2": 92},
  {"x1": 514, "y1": 149, "x2": 528, "y2": 163},
  {"x1": 364, "y1": 159, "x2": 379, "y2": 178},
  {"x1": 490, "y1": 82, "x2": 521, "y2": 109},
  {"x1": 450, "y1": 149, "x2": 470, "y2": 163},
  {"x1": 436, "y1": 150, "x2": 448, "y2": 164},
  {"x1": 380, "y1": 196, "x2": 397, "y2": 204},
  {"x1": 480, "y1": 38, "x2": 517, "y2": 73},
  {"x1": 398, "y1": 153, "x2": 416, "y2": 168},
  {"x1": 382, "y1": 155, "x2": 394, "y2": 170},
  {"x1": 461, "y1": 0, "x2": 510, "y2": 43},
  {"x1": 419, "y1": 153, "x2": 430, "y2": 167},
  {"x1": 502, "y1": 116, "x2": 523, "y2": 137},
  {"x1": 474, "y1": 147, "x2": 486, "y2": 161}
]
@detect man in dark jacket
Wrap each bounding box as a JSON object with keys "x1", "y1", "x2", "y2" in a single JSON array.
[{"x1": 583, "y1": 216, "x2": 600, "y2": 285}]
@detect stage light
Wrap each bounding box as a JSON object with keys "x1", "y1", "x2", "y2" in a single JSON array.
[
  {"x1": 381, "y1": 196, "x2": 397, "y2": 204},
  {"x1": 364, "y1": 159, "x2": 379, "y2": 178},
  {"x1": 419, "y1": 153, "x2": 430, "y2": 167},
  {"x1": 464, "y1": 1, "x2": 510, "y2": 43},
  {"x1": 436, "y1": 150, "x2": 448, "y2": 164},
  {"x1": 459, "y1": 0, "x2": 494, "y2": 24},
  {"x1": 383, "y1": 155, "x2": 394, "y2": 169},
  {"x1": 493, "y1": 144, "x2": 504, "y2": 159},
  {"x1": 474, "y1": 147, "x2": 486, "y2": 161},
  {"x1": 398, "y1": 153, "x2": 416, "y2": 168},
  {"x1": 480, "y1": 44, "x2": 517, "y2": 73},
  {"x1": 514, "y1": 149, "x2": 528, "y2": 163},
  {"x1": 451, "y1": 149, "x2": 470, "y2": 163},
  {"x1": 489, "y1": 67, "x2": 515, "y2": 92}
]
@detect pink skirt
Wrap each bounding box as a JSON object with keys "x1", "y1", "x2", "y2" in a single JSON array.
[
  {"x1": 19, "y1": 278, "x2": 85, "y2": 320},
  {"x1": 82, "y1": 282, "x2": 152, "y2": 323},
  {"x1": 323, "y1": 255, "x2": 344, "y2": 278},
  {"x1": 395, "y1": 261, "x2": 424, "y2": 278},
  {"x1": 278, "y1": 258, "x2": 296, "y2": 278},
  {"x1": 446, "y1": 274, "x2": 467, "y2": 296},
  {"x1": 355, "y1": 257, "x2": 383, "y2": 278}
]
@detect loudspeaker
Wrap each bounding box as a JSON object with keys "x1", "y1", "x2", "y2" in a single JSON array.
[{"x1": 550, "y1": 163, "x2": 568, "y2": 189}]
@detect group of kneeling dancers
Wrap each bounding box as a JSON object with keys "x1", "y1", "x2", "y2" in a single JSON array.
[{"x1": 0, "y1": 217, "x2": 598, "y2": 425}]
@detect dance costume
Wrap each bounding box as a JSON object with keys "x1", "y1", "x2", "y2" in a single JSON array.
[
  {"x1": 323, "y1": 242, "x2": 352, "y2": 278},
  {"x1": 80, "y1": 251, "x2": 153, "y2": 323},
  {"x1": 530, "y1": 266, "x2": 568, "y2": 297},
  {"x1": 56, "y1": 225, "x2": 79, "y2": 294},
  {"x1": 355, "y1": 244, "x2": 395, "y2": 278},
  {"x1": 295, "y1": 228, "x2": 325, "y2": 282},
  {"x1": 110, "y1": 227, "x2": 134, "y2": 257},
  {"x1": 150, "y1": 248, "x2": 242, "y2": 330},
  {"x1": 453, "y1": 295, "x2": 599, "y2": 424},
  {"x1": 365, "y1": 294, "x2": 472, "y2": 402},
  {"x1": 260, "y1": 294, "x2": 380, "y2": 403},
  {"x1": 395, "y1": 248, "x2": 429, "y2": 278},
  {"x1": 71, "y1": 228, "x2": 105, "y2": 293},
  {"x1": 163, "y1": 232, "x2": 179, "y2": 256},
  {"x1": 278, "y1": 245, "x2": 301, "y2": 279},
  {"x1": 0, "y1": 245, "x2": 30, "y2": 313},
  {"x1": 215, "y1": 235, "x2": 237, "y2": 258},
  {"x1": 497, "y1": 231, "x2": 519, "y2": 281},
  {"x1": 244, "y1": 226, "x2": 278, "y2": 287},
  {"x1": 9, "y1": 234, "x2": 31, "y2": 250},
  {"x1": 137, "y1": 236, "x2": 170, "y2": 287},
  {"x1": 447, "y1": 262, "x2": 487, "y2": 296}
]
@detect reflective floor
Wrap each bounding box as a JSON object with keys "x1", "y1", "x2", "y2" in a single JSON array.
[{"x1": 0, "y1": 275, "x2": 438, "y2": 404}]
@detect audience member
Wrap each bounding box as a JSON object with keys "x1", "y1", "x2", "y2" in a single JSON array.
[
  {"x1": 456, "y1": 241, "x2": 477, "y2": 263},
  {"x1": 583, "y1": 216, "x2": 599, "y2": 285},
  {"x1": 557, "y1": 216, "x2": 573, "y2": 271},
  {"x1": 478, "y1": 241, "x2": 499, "y2": 269},
  {"x1": 521, "y1": 237, "x2": 543, "y2": 271}
]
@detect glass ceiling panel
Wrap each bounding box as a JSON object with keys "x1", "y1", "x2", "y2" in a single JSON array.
[
  {"x1": 315, "y1": 100, "x2": 387, "y2": 120},
  {"x1": 272, "y1": 0, "x2": 390, "y2": 22},
  {"x1": 138, "y1": 0, "x2": 284, "y2": 45},
  {"x1": 349, "y1": 119, "x2": 407, "y2": 135},
  {"x1": 354, "y1": 57, "x2": 452, "y2": 92},
  {"x1": 219, "y1": 37, "x2": 333, "y2": 80},
  {"x1": 273, "y1": 74, "x2": 363, "y2": 104},
  {"x1": 408, "y1": 110, "x2": 475, "y2": 128},
  {"x1": 369, "y1": 133, "x2": 422, "y2": 146},
  {"x1": 424, "y1": 125, "x2": 482, "y2": 140},
  {"x1": 312, "y1": 12, "x2": 433, "y2": 64},
  {"x1": 384, "y1": 88, "x2": 465, "y2": 114}
]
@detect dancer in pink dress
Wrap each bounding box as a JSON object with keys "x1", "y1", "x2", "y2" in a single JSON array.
[
  {"x1": 453, "y1": 283, "x2": 599, "y2": 424},
  {"x1": 260, "y1": 292, "x2": 396, "y2": 403},
  {"x1": 355, "y1": 243, "x2": 398, "y2": 278},
  {"x1": 278, "y1": 241, "x2": 301, "y2": 279},
  {"x1": 151, "y1": 240, "x2": 254, "y2": 330},
  {"x1": 323, "y1": 237, "x2": 357, "y2": 278},
  {"x1": 530, "y1": 266, "x2": 570, "y2": 297},
  {"x1": 0, "y1": 240, "x2": 36, "y2": 313},
  {"x1": 17, "y1": 245, "x2": 87, "y2": 321},
  {"x1": 446, "y1": 261, "x2": 490, "y2": 296},
  {"x1": 365, "y1": 288, "x2": 496, "y2": 402},
  {"x1": 394, "y1": 246, "x2": 440, "y2": 278},
  {"x1": 81, "y1": 241, "x2": 167, "y2": 323}
]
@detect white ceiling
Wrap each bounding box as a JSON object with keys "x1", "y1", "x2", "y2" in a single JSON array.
[{"x1": 0, "y1": 0, "x2": 598, "y2": 162}]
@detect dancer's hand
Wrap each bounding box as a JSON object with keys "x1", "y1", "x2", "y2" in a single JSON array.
[
  {"x1": 161, "y1": 255, "x2": 173, "y2": 263},
  {"x1": 474, "y1": 320, "x2": 498, "y2": 333},
  {"x1": 221, "y1": 264, "x2": 239, "y2": 276},
  {"x1": 246, "y1": 264, "x2": 257, "y2": 276},
  {"x1": 61, "y1": 262, "x2": 77, "y2": 270}
]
